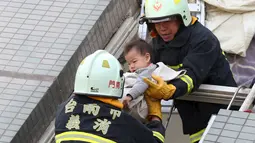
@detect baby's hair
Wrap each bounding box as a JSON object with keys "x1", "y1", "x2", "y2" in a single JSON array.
[{"x1": 124, "y1": 39, "x2": 153, "y2": 58}]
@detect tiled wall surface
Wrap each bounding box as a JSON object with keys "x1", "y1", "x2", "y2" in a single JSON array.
[
  {"x1": 0, "y1": 77, "x2": 51, "y2": 142},
  {"x1": 203, "y1": 109, "x2": 255, "y2": 143},
  {"x1": 0, "y1": 0, "x2": 111, "y2": 76},
  {"x1": 0, "y1": 0, "x2": 138, "y2": 142}
]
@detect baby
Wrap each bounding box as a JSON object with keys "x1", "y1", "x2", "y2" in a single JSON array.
[{"x1": 122, "y1": 39, "x2": 186, "y2": 122}]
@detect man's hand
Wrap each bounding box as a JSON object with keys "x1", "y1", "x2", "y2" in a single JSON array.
[
  {"x1": 150, "y1": 116, "x2": 161, "y2": 121},
  {"x1": 143, "y1": 75, "x2": 176, "y2": 100},
  {"x1": 145, "y1": 95, "x2": 162, "y2": 120},
  {"x1": 122, "y1": 95, "x2": 133, "y2": 109}
]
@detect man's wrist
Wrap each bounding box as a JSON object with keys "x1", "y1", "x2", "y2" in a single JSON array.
[
  {"x1": 149, "y1": 116, "x2": 161, "y2": 122},
  {"x1": 127, "y1": 94, "x2": 133, "y2": 100}
]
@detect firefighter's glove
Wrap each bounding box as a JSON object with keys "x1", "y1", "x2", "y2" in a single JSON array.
[
  {"x1": 145, "y1": 95, "x2": 162, "y2": 120},
  {"x1": 143, "y1": 74, "x2": 176, "y2": 100}
]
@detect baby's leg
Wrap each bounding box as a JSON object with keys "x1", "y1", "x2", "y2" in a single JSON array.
[{"x1": 129, "y1": 99, "x2": 148, "y2": 124}]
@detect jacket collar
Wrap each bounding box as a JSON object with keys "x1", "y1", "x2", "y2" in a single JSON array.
[{"x1": 89, "y1": 96, "x2": 123, "y2": 109}]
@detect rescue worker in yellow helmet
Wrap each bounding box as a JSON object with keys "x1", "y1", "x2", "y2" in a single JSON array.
[
  {"x1": 140, "y1": 0, "x2": 237, "y2": 143},
  {"x1": 55, "y1": 50, "x2": 166, "y2": 143}
]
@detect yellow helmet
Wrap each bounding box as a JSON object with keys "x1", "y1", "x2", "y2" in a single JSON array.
[
  {"x1": 142, "y1": 0, "x2": 192, "y2": 26},
  {"x1": 74, "y1": 50, "x2": 125, "y2": 98}
]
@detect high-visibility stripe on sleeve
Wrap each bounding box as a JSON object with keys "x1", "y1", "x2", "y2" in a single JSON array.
[
  {"x1": 222, "y1": 51, "x2": 229, "y2": 61},
  {"x1": 55, "y1": 131, "x2": 116, "y2": 143},
  {"x1": 168, "y1": 64, "x2": 183, "y2": 70},
  {"x1": 180, "y1": 75, "x2": 194, "y2": 93},
  {"x1": 189, "y1": 129, "x2": 205, "y2": 143},
  {"x1": 222, "y1": 51, "x2": 226, "y2": 56},
  {"x1": 152, "y1": 131, "x2": 165, "y2": 143}
]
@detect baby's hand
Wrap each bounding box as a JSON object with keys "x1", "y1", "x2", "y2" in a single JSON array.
[{"x1": 122, "y1": 95, "x2": 133, "y2": 108}]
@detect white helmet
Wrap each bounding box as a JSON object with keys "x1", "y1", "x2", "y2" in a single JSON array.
[
  {"x1": 142, "y1": 0, "x2": 192, "y2": 26},
  {"x1": 74, "y1": 50, "x2": 125, "y2": 98}
]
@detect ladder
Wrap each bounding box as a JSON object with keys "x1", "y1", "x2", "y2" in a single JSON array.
[
  {"x1": 199, "y1": 84, "x2": 255, "y2": 143},
  {"x1": 163, "y1": 84, "x2": 255, "y2": 128},
  {"x1": 162, "y1": 84, "x2": 252, "y2": 113}
]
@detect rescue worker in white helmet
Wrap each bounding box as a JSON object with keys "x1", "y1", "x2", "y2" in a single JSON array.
[
  {"x1": 140, "y1": 0, "x2": 237, "y2": 143},
  {"x1": 55, "y1": 50, "x2": 166, "y2": 143}
]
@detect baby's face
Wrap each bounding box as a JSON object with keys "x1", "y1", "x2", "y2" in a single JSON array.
[{"x1": 125, "y1": 48, "x2": 150, "y2": 72}]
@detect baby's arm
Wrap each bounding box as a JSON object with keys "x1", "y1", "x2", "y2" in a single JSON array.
[
  {"x1": 127, "y1": 64, "x2": 158, "y2": 99},
  {"x1": 128, "y1": 79, "x2": 149, "y2": 99},
  {"x1": 129, "y1": 65, "x2": 157, "y2": 99}
]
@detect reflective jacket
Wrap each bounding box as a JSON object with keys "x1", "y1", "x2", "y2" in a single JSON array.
[
  {"x1": 55, "y1": 95, "x2": 165, "y2": 143},
  {"x1": 152, "y1": 19, "x2": 237, "y2": 137}
]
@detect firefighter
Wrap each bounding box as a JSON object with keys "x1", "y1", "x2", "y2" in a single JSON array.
[
  {"x1": 140, "y1": 0, "x2": 237, "y2": 143},
  {"x1": 55, "y1": 50, "x2": 165, "y2": 143}
]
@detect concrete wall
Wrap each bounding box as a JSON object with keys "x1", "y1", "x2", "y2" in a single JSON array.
[{"x1": 10, "y1": 0, "x2": 139, "y2": 142}]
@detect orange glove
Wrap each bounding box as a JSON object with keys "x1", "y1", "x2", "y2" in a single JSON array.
[
  {"x1": 144, "y1": 95, "x2": 162, "y2": 120},
  {"x1": 144, "y1": 75, "x2": 176, "y2": 100}
]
